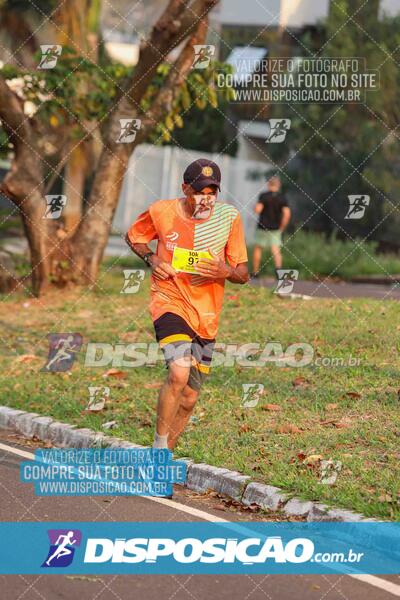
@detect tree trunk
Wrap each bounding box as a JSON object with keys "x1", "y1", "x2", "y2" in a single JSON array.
[
  {"x1": 69, "y1": 145, "x2": 130, "y2": 283},
  {"x1": 56, "y1": 0, "x2": 97, "y2": 235}
]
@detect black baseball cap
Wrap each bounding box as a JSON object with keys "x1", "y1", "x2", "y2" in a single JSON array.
[{"x1": 183, "y1": 158, "x2": 221, "y2": 192}]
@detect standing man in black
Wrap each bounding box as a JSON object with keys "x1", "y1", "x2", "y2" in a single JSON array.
[{"x1": 252, "y1": 176, "x2": 291, "y2": 278}]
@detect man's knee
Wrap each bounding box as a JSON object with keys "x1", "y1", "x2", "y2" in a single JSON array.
[
  {"x1": 180, "y1": 386, "x2": 198, "y2": 412},
  {"x1": 167, "y1": 363, "x2": 190, "y2": 390}
]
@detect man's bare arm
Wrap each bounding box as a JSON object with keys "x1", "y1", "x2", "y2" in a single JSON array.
[
  {"x1": 125, "y1": 237, "x2": 176, "y2": 280},
  {"x1": 255, "y1": 202, "x2": 263, "y2": 214},
  {"x1": 226, "y1": 262, "x2": 249, "y2": 284}
]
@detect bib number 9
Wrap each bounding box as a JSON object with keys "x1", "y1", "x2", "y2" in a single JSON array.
[{"x1": 172, "y1": 247, "x2": 211, "y2": 274}]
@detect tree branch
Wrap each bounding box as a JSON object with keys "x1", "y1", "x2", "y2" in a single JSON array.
[
  {"x1": 138, "y1": 18, "x2": 208, "y2": 138},
  {"x1": 103, "y1": 0, "x2": 219, "y2": 146}
]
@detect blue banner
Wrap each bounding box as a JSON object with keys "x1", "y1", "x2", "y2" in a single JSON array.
[{"x1": 0, "y1": 522, "x2": 398, "y2": 574}]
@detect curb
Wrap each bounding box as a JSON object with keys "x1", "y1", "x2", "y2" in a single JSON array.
[{"x1": 0, "y1": 405, "x2": 378, "y2": 522}]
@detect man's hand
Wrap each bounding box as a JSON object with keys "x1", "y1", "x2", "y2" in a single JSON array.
[
  {"x1": 150, "y1": 255, "x2": 177, "y2": 280},
  {"x1": 194, "y1": 248, "x2": 232, "y2": 280}
]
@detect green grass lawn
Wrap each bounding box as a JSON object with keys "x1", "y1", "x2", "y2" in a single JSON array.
[{"x1": 1, "y1": 265, "x2": 399, "y2": 520}]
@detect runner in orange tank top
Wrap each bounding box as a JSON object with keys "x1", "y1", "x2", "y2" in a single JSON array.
[{"x1": 126, "y1": 158, "x2": 249, "y2": 463}]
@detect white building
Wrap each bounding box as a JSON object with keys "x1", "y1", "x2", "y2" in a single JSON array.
[{"x1": 211, "y1": 0, "x2": 400, "y2": 28}]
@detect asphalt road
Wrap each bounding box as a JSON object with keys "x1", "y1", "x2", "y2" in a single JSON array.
[
  {"x1": 0, "y1": 431, "x2": 399, "y2": 599},
  {"x1": 251, "y1": 277, "x2": 400, "y2": 300}
]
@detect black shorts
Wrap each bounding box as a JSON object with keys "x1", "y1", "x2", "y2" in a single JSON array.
[{"x1": 153, "y1": 312, "x2": 215, "y2": 391}]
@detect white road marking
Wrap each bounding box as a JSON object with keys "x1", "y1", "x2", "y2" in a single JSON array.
[
  {"x1": 145, "y1": 495, "x2": 228, "y2": 522},
  {"x1": 351, "y1": 575, "x2": 400, "y2": 597},
  {"x1": 1, "y1": 441, "x2": 399, "y2": 597},
  {"x1": 0, "y1": 442, "x2": 36, "y2": 460}
]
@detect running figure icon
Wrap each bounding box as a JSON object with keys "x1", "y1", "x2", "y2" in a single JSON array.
[
  {"x1": 45, "y1": 531, "x2": 77, "y2": 566},
  {"x1": 44, "y1": 335, "x2": 78, "y2": 371},
  {"x1": 42, "y1": 333, "x2": 83, "y2": 372}
]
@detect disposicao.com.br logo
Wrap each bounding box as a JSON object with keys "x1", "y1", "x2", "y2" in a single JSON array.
[{"x1": 81, "y1": 536, "x2": 364, "y2": 566}]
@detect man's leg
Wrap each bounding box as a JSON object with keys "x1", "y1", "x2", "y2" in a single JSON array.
[
  {"x1": 154, "y1": 360, "x2": 191, "y2": 448},
  {"x1": 252, "y1": 245, "x2": 262, "y2": 274},
  {"x1": 271, "y1": 243, "x2": 282, "y2": 270},
  {"x1": 167, "y1": 385, "x2": 199, "y2": 450},
  {"x1": 167, "y1": 337, "x2": 213, "y2": 449},
  {"x1": 153, "y1": 313, "x2": 196, "y2": 449}
]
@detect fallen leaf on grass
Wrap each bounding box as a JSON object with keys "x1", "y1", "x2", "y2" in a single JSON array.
[
  {"x1": 345, "y1": 391, "x2": 361, "y2": 399},
  {"x1": 144, "y1": 382, "x2": 163, "y2": 389},
  {"x1": 16, "y1": 354, "x2": 39, "y2": 363},
  {"x1": 239, "y1": 423, "x2": 252, "y2": 433},
  {"x1": 102, "y1": 420, "x2": 117, "y2": 430},
  {"x1": 334, "y1": 421, "x2": 350, "y2": 429},
  {"x1": 261, "y1": 403, "x2": 282, "y2": 411},
  {"x1": 102, "y1": 369, "x2": 127, "y2": 379},
  {"x1": 326, "y1": 403, "x2": 338, "y2": 410},
  {"x1": 304, "y1": 454, "x2": 323, "y2": 465},
  {"x1": 378, "y1": 494, "x2": 393, "y2": 503},
  {"x1": 320, "y1": 418, "x2": 337, "y2": 426},
  {"x1": 320, "y1": 418, "x2": 350, "y2": 429},
  {"x1": 276, "y1": 424, "x2": 301, "y2": 434},
  {"x1": 292, "y1": 376, "x2": 311, "y2": 388}
]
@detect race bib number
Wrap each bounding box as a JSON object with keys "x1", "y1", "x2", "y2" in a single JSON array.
[{"x1": 172, "y1": 247, "x2": 212, "y2": 274}]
